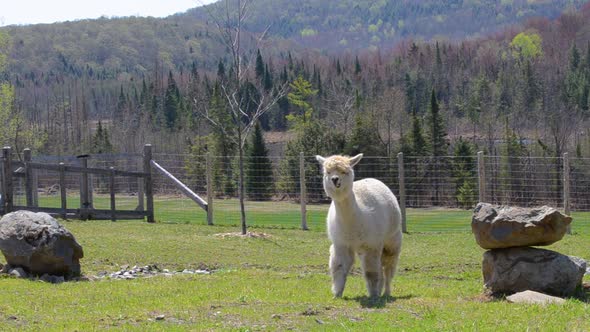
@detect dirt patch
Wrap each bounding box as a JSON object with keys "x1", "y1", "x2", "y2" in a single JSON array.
[{"x1": 213, "y1": 232, "x2": 273, "y2": 239}]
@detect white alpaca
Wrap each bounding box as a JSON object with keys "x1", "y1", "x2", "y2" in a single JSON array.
[{"x1": 316, "y1": 154, "x2": 402, "y2": 298}]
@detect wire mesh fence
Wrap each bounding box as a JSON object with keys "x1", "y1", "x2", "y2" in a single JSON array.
[{"x1": 3, "y1": 150, "x2": 589, "y2": 233}]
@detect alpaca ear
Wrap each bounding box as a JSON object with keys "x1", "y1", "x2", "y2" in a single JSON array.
[
  {"x1": 315, "y1": 155, "x2": 326, "y2": 165},
  {"x1": 349, "y1": 154, "x2": 363, "y2": 167}
]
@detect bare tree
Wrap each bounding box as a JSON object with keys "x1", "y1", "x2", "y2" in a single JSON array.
[
  {"x1": 323, "y1": 80, "x2": 355, "y2": 135},
  {"x1": 196, "y1": 0, "x2": 287, "y2": 234}
]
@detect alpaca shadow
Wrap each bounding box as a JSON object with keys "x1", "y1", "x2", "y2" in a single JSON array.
[{"x1": 346, "y1": 294, "x2": 414, "y2": 308}]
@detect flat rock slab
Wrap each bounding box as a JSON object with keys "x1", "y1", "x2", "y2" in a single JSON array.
[
  {"x1": 483, "y1": 247, "x2": 586, "y2": 297},
  {"x1": 472, "y1": 203, "x2": 572, "y2": 249},
  {"x1": 506, "y1": 290, "x2": 565, "y2": 305},
  {"x1": 0, "y1": 210, "x2": 83, "y2": 278}
]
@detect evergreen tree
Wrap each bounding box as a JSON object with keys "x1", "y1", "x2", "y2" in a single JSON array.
[
  {"x1": 427, "y1": 89, "x2": 448, "y2": 157},
  {"x1": 255, "y1": 49, "x2": 265, "y2": 80},
  {"x1": 164, "y1": 70, "x2": 179, "y2": 129},
  {"x1": 453, "y1": 137, "x2": 476, "y2": 208},
  {"x1": 246, "y1": 122, "x2": 274, "y2": 200},
  {"x1": 91, "y1": 121, "x2": 113, "y2": 154},
  {"x1": 345, "y1": 113, "x2": 387, "y2": 179},
  {"x1": 354, "y1": 56, "x2": 362, "y2": 75},
  {"x1": 410, "y1": 112, "x2": 428, "y2": 156}
]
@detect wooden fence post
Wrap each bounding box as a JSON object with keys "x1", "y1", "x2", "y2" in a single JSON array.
[
  {"x1": 2, "y1": 147, "x2": 13, "y2": 213},
  {"x1": 397, "y1": 152, "x2": 407, "y2": 233},
  {"x1": 206, "y1": 152, "x2": 214, "y2": 225},
  {"x1": 59, "y1": 162, "x2": 67, "y2": 219},
  {"x1": 300, "y1": 152, "x2": 308, "y2": 230},
  {"x1": 24, "y1": 148, "x2": 34, "y2": 207},
  {"x1": 110, "y1": 167, "x2": 116, "y2": 222},
  {"x1": 143, "y1": 144, "x2": 155, "y2": 223},
  {"x1": 563, "y1": 152, "x2": 571, "y2": 234},
  {"x1": 477, "y1": 151, "x2": 486, "y2": 203}
]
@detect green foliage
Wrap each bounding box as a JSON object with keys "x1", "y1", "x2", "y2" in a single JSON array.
[
  {"x1": 184, "y1": 136, "x2": 208, "y2": 192},
  {"x1": 427, "y1": 89, "x2": 448, "y2": 157},
  {"x1": 246, "y1": 122, "x2": 274, "y2": 200},
  {"x1": 91, "y1": 121, "x2": 113, "y2": 154},
  {"x1": 286, "y1": 76, "x2": 317, "y2": 129},
  {"x1": 164, "y1": 71, "x2": 180, "y2": 129},
  {"x1": 453, "y1": 137, "x2": 477, "y2": 208},
  {"x1": 510, "y1": 32, "x2": 543, "y2": 61}
]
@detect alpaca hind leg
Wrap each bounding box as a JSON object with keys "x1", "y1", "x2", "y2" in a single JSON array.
[
  {"x1": 360, "y1": 250, "x2": 383, "y2": 298},
  {"x1": 383, "y1": 234, "x2": 402, "y2": 297},
  {"x1": 329, "y1": 245, "x2": 354, "y2": 298}
]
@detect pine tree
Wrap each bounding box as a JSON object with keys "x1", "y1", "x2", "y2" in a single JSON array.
[
  {"x1": 410, "y1": 112, "x2": 427, "y2": 156},
  {"x1": 427, "y1": 89, "x2": 448, "y2": 157},
  {"x1": 354, "y1": 56, "x2": 362, "y2": 75},
  {"x1": 164, "y1": 70, "x2": 179, "y2": 129},
  {"x1": 453, "y1": 137, "x2": 476, "y2": 208},
  {"x1": 255, "y1": 49, "x2": 265, "y2": 80},
  {"x1": 246, "y1": 122, "x2": 274, "y2": 200},
  {"x1": 91, "y1": 121, "x2": 113, "y2": 154}
]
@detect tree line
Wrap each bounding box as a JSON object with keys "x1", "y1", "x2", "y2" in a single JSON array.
[{"x1": 2, "y1": 6, "x2": 590, "y2": 207}]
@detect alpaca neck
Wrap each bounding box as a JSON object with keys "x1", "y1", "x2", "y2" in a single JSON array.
[{"x1": 333, "y1": 192, "x2": 358, "y2": 217}]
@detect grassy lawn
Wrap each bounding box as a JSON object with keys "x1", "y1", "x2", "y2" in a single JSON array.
[
  {"x1": 2, "y1": 197, "x2": 589, "y2": 330},
  {"x1": 30, "y1": 194, "x2": 590, "y2": 233}
]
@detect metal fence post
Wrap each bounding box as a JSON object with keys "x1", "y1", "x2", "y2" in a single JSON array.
[
  {"x1": 477, "y1": 151, "x2": 486, "y2": 203},
  {"x1": 59, "y1": 162, "x2": 67, "y2": 219},
  {"x1": 2, "y1": 147, "x2": 13, "y2": 213},
  {"x1": 78, "y1": 155, "x2": 90, "y2": 220},
  {"x1": 143, "y1": 144, "x2": 155, "y2": 223},
  {"x1": 24, "y1": 148, "x2": 34, "y2": 207},
  {"x1": 206, "y1": 152, "x2": 214, "y2": 225},
  {"x1": 110, "y1": 166, "x2": 116, "y2": 222},
  {"x1": 397, "y1": 152, "x2": 407, "y2": 233},
  {"x1": 300, "y1": 152, "x2": 308, "y2": 230},
  {"x1": 563, "y1": 152, "x2": 571, "y2": 234}
]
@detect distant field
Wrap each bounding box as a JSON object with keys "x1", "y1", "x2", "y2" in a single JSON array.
[{"x1": 28, "y1": 194, "x2": 590, "y2": 234}]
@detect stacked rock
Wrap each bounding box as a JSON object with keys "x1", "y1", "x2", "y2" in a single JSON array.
[{"x1": 472, "y1": 203, "x2": 587, "y2": 298}]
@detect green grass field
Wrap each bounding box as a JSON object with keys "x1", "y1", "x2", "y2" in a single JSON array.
[
  {"x1": 2, "y1": 196, "x2": 589, "y2": 331},
  {"x1": 28, "y1": 194, "x2": 590, "y2": 233}
]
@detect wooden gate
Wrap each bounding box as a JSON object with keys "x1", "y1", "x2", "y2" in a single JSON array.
[{"x1": 0, "y1": 145, "x2": 155, "y2": 222}]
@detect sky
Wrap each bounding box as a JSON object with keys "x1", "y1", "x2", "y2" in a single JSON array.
[{"x1": 0, "y1": 0, "x2": 217, "y2": 27}]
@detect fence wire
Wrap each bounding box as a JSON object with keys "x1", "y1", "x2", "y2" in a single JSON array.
[{"x1": 2, "y1": 152, "x2": 589, "y2": 233}]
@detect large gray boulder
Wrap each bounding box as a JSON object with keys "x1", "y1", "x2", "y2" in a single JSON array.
[
  {"x1": 0, "y1": 211, "x2": 83, "y2": 278},
  {"x1": 472, "y1": 203, "x2": 572, "y2": 249},
  {"x1": 482, "y1": 247, "x2": 586, "y2": 297}
]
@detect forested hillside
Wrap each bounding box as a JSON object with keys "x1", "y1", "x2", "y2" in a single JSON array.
[
  {"x1": 1, "y1": 1, "x2": 590, "y2": 164},
  {"x1": 1, "y1": 0, "x2": 586, "y2": 79},
  {"x1": 189, "y1": 0, "x2": 587, "y2": 50}
]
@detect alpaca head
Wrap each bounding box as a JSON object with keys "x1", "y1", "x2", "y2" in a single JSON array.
[{"x1": 315, "y1": 154, "x2": 363, "y2": 200}]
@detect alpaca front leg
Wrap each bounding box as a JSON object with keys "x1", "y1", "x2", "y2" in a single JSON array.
[
  {"x1": 360, "y1": 250, "x2": 383, "y2": 298},
  {"x1": 329, "y1": 245, "x2": 354, "y2": 298}
]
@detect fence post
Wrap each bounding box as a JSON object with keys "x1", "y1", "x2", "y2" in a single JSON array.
[
  {"x1": 397, "y1": 152, "x2": 407, "y2": 233},
  {"x1": 477, "y1": 151, "x2": 486, "y2": 203},
  {"x1": 24, "y1": 148, "x2": 34, "y2": 207},
  {"x1": 32, "y1": 170, "x2": 39, "y2": 207},
  {"x1": 206, "y1": 152, "x2": 214, "y2": 225},
  {"x1": 300, "y1": 152, "x2": 308, "y2": 230},
  {"x1": 563, "y1": 152, "x2": 571, "y2": 234},
  {"x1": 59, "y1": 162, "x2": 67, "y2": 219},
  {"x1": 110, "y1": 167, "x2": 116, "y2": 222},
  {"x1": 78, "y1": 155, "x2": 90, "y2": 220},
  {"x1": 143, "y1": 144, "x2": 155, "y2": 223},
  {"x1": 2, "y1": 147, "x2": 13, "y2": 213}
]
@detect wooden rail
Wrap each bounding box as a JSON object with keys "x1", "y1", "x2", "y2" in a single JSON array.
[{"x1": 150, "y1": 160, "x2": 208, "y2": 211}]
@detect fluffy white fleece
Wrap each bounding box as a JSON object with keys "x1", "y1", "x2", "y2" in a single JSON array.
[{"x1": 316, "y1": 153, "x2": 402, "y2": 298}]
